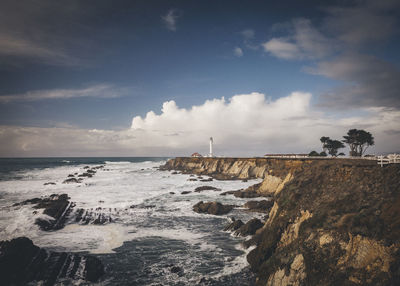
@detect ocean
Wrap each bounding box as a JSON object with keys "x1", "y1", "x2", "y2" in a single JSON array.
[{"x1": 0, "y1": 157, "x2": 262, "y2": 285}]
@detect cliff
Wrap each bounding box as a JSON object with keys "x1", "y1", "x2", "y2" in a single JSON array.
[{"x1": 162, "y1": 157, "x2": 400, "y2": 285}]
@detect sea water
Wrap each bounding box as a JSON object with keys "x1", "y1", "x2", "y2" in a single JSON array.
[{"x1": 0, "y1": 158, "x2": 262, "y2": 285}]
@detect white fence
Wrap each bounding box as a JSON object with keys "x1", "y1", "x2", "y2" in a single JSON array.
[{"x1": 377, "y1": 154, "x2": 400, "y2": 167}]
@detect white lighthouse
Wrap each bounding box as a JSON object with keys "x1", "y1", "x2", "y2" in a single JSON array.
[{"x1": 209, "y1": 137, "x2": 214, "y2": 157}]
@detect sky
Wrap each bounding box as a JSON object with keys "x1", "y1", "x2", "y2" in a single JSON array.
[{"x1": 0, "y1": 0, "x2": 399, "y2": 157}]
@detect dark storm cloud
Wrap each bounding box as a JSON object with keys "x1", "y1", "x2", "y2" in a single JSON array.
[{"x1": 0, "y1": 0, "x2": 114, "y2": 66}]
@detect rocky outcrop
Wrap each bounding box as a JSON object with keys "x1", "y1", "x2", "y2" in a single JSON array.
[
  {"x1": 74, "y1": 208, "x2": 113, "y2": 225},
  {"x1": 194, "y1": 186, "x2": 221, "y2": 193},
  {"x1": 162, "y1": 157, "x2": 399, "y2": 285},
  {"x1": 15, "y1": 194, "x2": 74, "y2": 231},
  {"x1": 234, "y1": 218, "x2": 264, "y2": 236},
  {"x1": 244, "y1": 200, "x2": 273, "y2": 213},
  {"x1": 0, "y1": 237, "x2": 104, "y2": 285},
  {"x1": 224, "y1": 218, "x2": 244, "y2": 232},
  {"x1": 193, "y1": 201, "x2": 235, "y2": 215},
  {"x1": 246, "y1": 162, "x2": 400, "y2": 286}
]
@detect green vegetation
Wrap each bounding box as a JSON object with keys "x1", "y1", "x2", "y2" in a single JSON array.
[
  {"x1": 320, "y1": 137, "x2": 345, "y2": 157},
  {"x1": 342, "y1": 129, "x2": 375, "y2": 156},
  {"x1": 314, "y1": 129, "x2": 374, "y2": 157}
]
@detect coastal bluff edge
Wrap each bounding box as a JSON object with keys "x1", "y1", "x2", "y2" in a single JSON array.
[{"x1": 161, "y1": 157, "x2": 400, "y2": 286}]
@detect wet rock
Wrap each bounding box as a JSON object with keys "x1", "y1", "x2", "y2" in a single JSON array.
[
  {"x1": 242, "y1": 179, "x2": 248, "y2": 182},
  {"x1": 169, "y1": 192, "x2": 175, "y2": 195},
  {"x1": 92, "y1": 165, "x2": 104, "y2": 169},
  {"x1": 62, "y1": 177, "x2": 82, "y2": 184},
  {"x1": 193, "y1": 201, "x2": 235, "y2": 215},
  {"x1": 78, "y1": 172, "x2": 93, "y2": 178},
  {"x1": 187, "y1": 178, "x2": 198, "y2": 181},
  {"x1": 194, "y1": 186, "x2": 221, "y2": 193},
  {"x1": 171, "y1": 171, "x2": 178, "y2": 174},
  {"x1": 67, "y1": 174, "x2": 75, "y2": 177},
  {"x1": 0, "y1": 237, "x2": 104, "y2": 285},
  {"x1": 181, "y1": 191, "x2": 191, "y2": 195},
  {"x1": 170, "y1": 266, "x2": 183, "y2": 273},
  {"x1": 34, "y1": 194, "x2": 75, "y2": 231},
  {"x1": 14, "y1": 194, "x2": 74, "y2": 231},
  {"x1": 220, "y1": 189, "x2": 260, "y2": 198},
  {"x1": 44, "y1": 182, "x2": 56, "y2": 185},
  {"x1": 86, "y1": 169, "x2": 96, "y2": 174},
  {"x1": 234, "y1": 218, "x2": 263, "y2": 236},
  {"x1": 200, "y1": 178, "x2": 213, "y2": 182},
  {"x1": 74, "y1": 208, "x2": 113, "y2": 225},
  {"x1": 224, "y1": 218, "x2": 244, "y2": 231},
  {"x1": 83, "y1": 166, "x2": 90, "y2": 169},
  {"x1": 243, "y1": 200, "x2": 274, "y2": 213}
]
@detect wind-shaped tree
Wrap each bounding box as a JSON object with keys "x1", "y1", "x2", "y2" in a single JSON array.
[
  {"x1": 342, "y1": 129, "x2": 374, "y2": 157},
  {"x1": 320, "y1": 137, "x2": 345, "y2": 157}
]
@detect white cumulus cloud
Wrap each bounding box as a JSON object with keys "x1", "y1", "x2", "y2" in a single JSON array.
[{"x1": 1, "y1": 92, "x2": 400, "y2": 157}]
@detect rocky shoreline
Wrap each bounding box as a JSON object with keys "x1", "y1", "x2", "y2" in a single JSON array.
[
  {"x1": 2, "y1": 158, "x2": 399, "y2": 285},
  {"x1": 162, "y1": 157, "x2": 400, "y2": 286}
]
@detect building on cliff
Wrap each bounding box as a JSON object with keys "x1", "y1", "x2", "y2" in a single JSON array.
[
  {"x1": 264, "y1": 153, "x2": 309, "y2": 158},
  {"x1": 191, "y1": 152, "x2": 202, "y2": 157}
]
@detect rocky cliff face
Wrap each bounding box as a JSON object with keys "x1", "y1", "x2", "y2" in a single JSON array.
[{"x1": 162, "y1": 157, "x2": 400, "y2": 285}]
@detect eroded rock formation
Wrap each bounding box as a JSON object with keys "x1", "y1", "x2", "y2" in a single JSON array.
[
  {"x1": 163, "y1": 157, "x2": 399, "y2": 285},
  {"x1": 0, "y1": 237, "x2": 104, "y2": 285}
]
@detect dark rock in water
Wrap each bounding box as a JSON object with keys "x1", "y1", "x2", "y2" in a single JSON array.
[
  {"x1": 62, "y1": 177, "x2": 82, "y2": 184},
  {"x1": 14, "y1": 194, "x2": 74, "y2": 231},
  {"x1": 242, "y1": 179, "x2": 248, "y2": 182},
  {"x1": 86, "y1": 169, "x2": 96, "y2": 174},
  {"x1": 0, "y1": 237, "x2": 104, "y2": 285},
  {"x1": 200, "y1": 178, "x2": 213, "y2": 182},
  {"x1": 224, "y1": 219, "x2": 244, "y2": 231},
  {"x1": 187, "y1": 178, "x2": 198, "y2": 181},
  {"x1": 171, "y1": 171, "x2": 178, "y2": 174},
  {"x1": 92, "y1": 165, "x2": 104, "y2": 169},
  {"x1": 78, "y1": 172, "x2": 93, "y2": 178},
  {"x1": 197, "y1": 176, "x2": 203, "y2": 179},
  {"x1": 44, "y1": 182, "x2": 56, "y2": 185},
  {"x1": 234, "y1": 218, "x2": 263, "y2": 236},
  {"x1": 220, "y1": 189, "x2": 260, "y2": 198},
  {"x1": 169, "y1": 192, "x2": 175, "y2": 195},
  {"x1": 67, "y1": 174, "x2": 75, "y2": 177},
  {"x1": 34, "y1": 194, "x2": 75, "y2": 231},
  {"x1": 243, "y1": 200, "x2": 273, "y2": 213},
  {"x1": 194, "y1": 186, "x2": 221, "y2": 193},
  {"x1": 193, "y1": 201, "x2": 235, "y2": 215},
  {"x1": 170, "y1": 266, "x2": 183, "y2": 273},
  {"x1": 83, "y1": 166, "x2": 90, "y2": 169},
  {"x1": 181, "y1": 191, "x2": 191, "y2": 195},
  {"x1": 75, "y1": 208, "x2": 113, "y2": 225}
]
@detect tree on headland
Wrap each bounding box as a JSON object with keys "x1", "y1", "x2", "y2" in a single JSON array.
[
  {"x1": 342, "y1": 129, "x2": 374, "y2": 157},
  {"x1": 320, "y1": 136, "x2": 330, "y2": 153},
  {"x1": 320, "y1": 137, "x2": 345, "y2": 157}
]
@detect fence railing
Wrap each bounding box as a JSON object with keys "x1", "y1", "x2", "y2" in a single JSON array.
[{"x1": 377, "y1": 154, "x2": 400, "y2": 167}]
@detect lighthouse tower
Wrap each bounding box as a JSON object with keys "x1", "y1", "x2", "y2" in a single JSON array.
[{"x1": 209, "y1": 137, "x2": 213, "y2": 157}]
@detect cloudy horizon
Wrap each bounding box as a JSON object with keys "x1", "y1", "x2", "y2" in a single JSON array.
[{"x1": 1, "y1": 0, "x2": 399, "y2": 157}]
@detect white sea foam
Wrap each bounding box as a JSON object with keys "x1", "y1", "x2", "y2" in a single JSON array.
[{"x1": 0, "y1": 159, "x2": 262, "y2": 282}]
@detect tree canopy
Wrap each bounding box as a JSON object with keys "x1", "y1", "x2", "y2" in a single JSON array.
[
  {"x1": 342, "y1": 129, "x2": 374, "y2": 156},
  {"x1": 320, "y1": 137, "x2": 345, "y2": 157}
]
